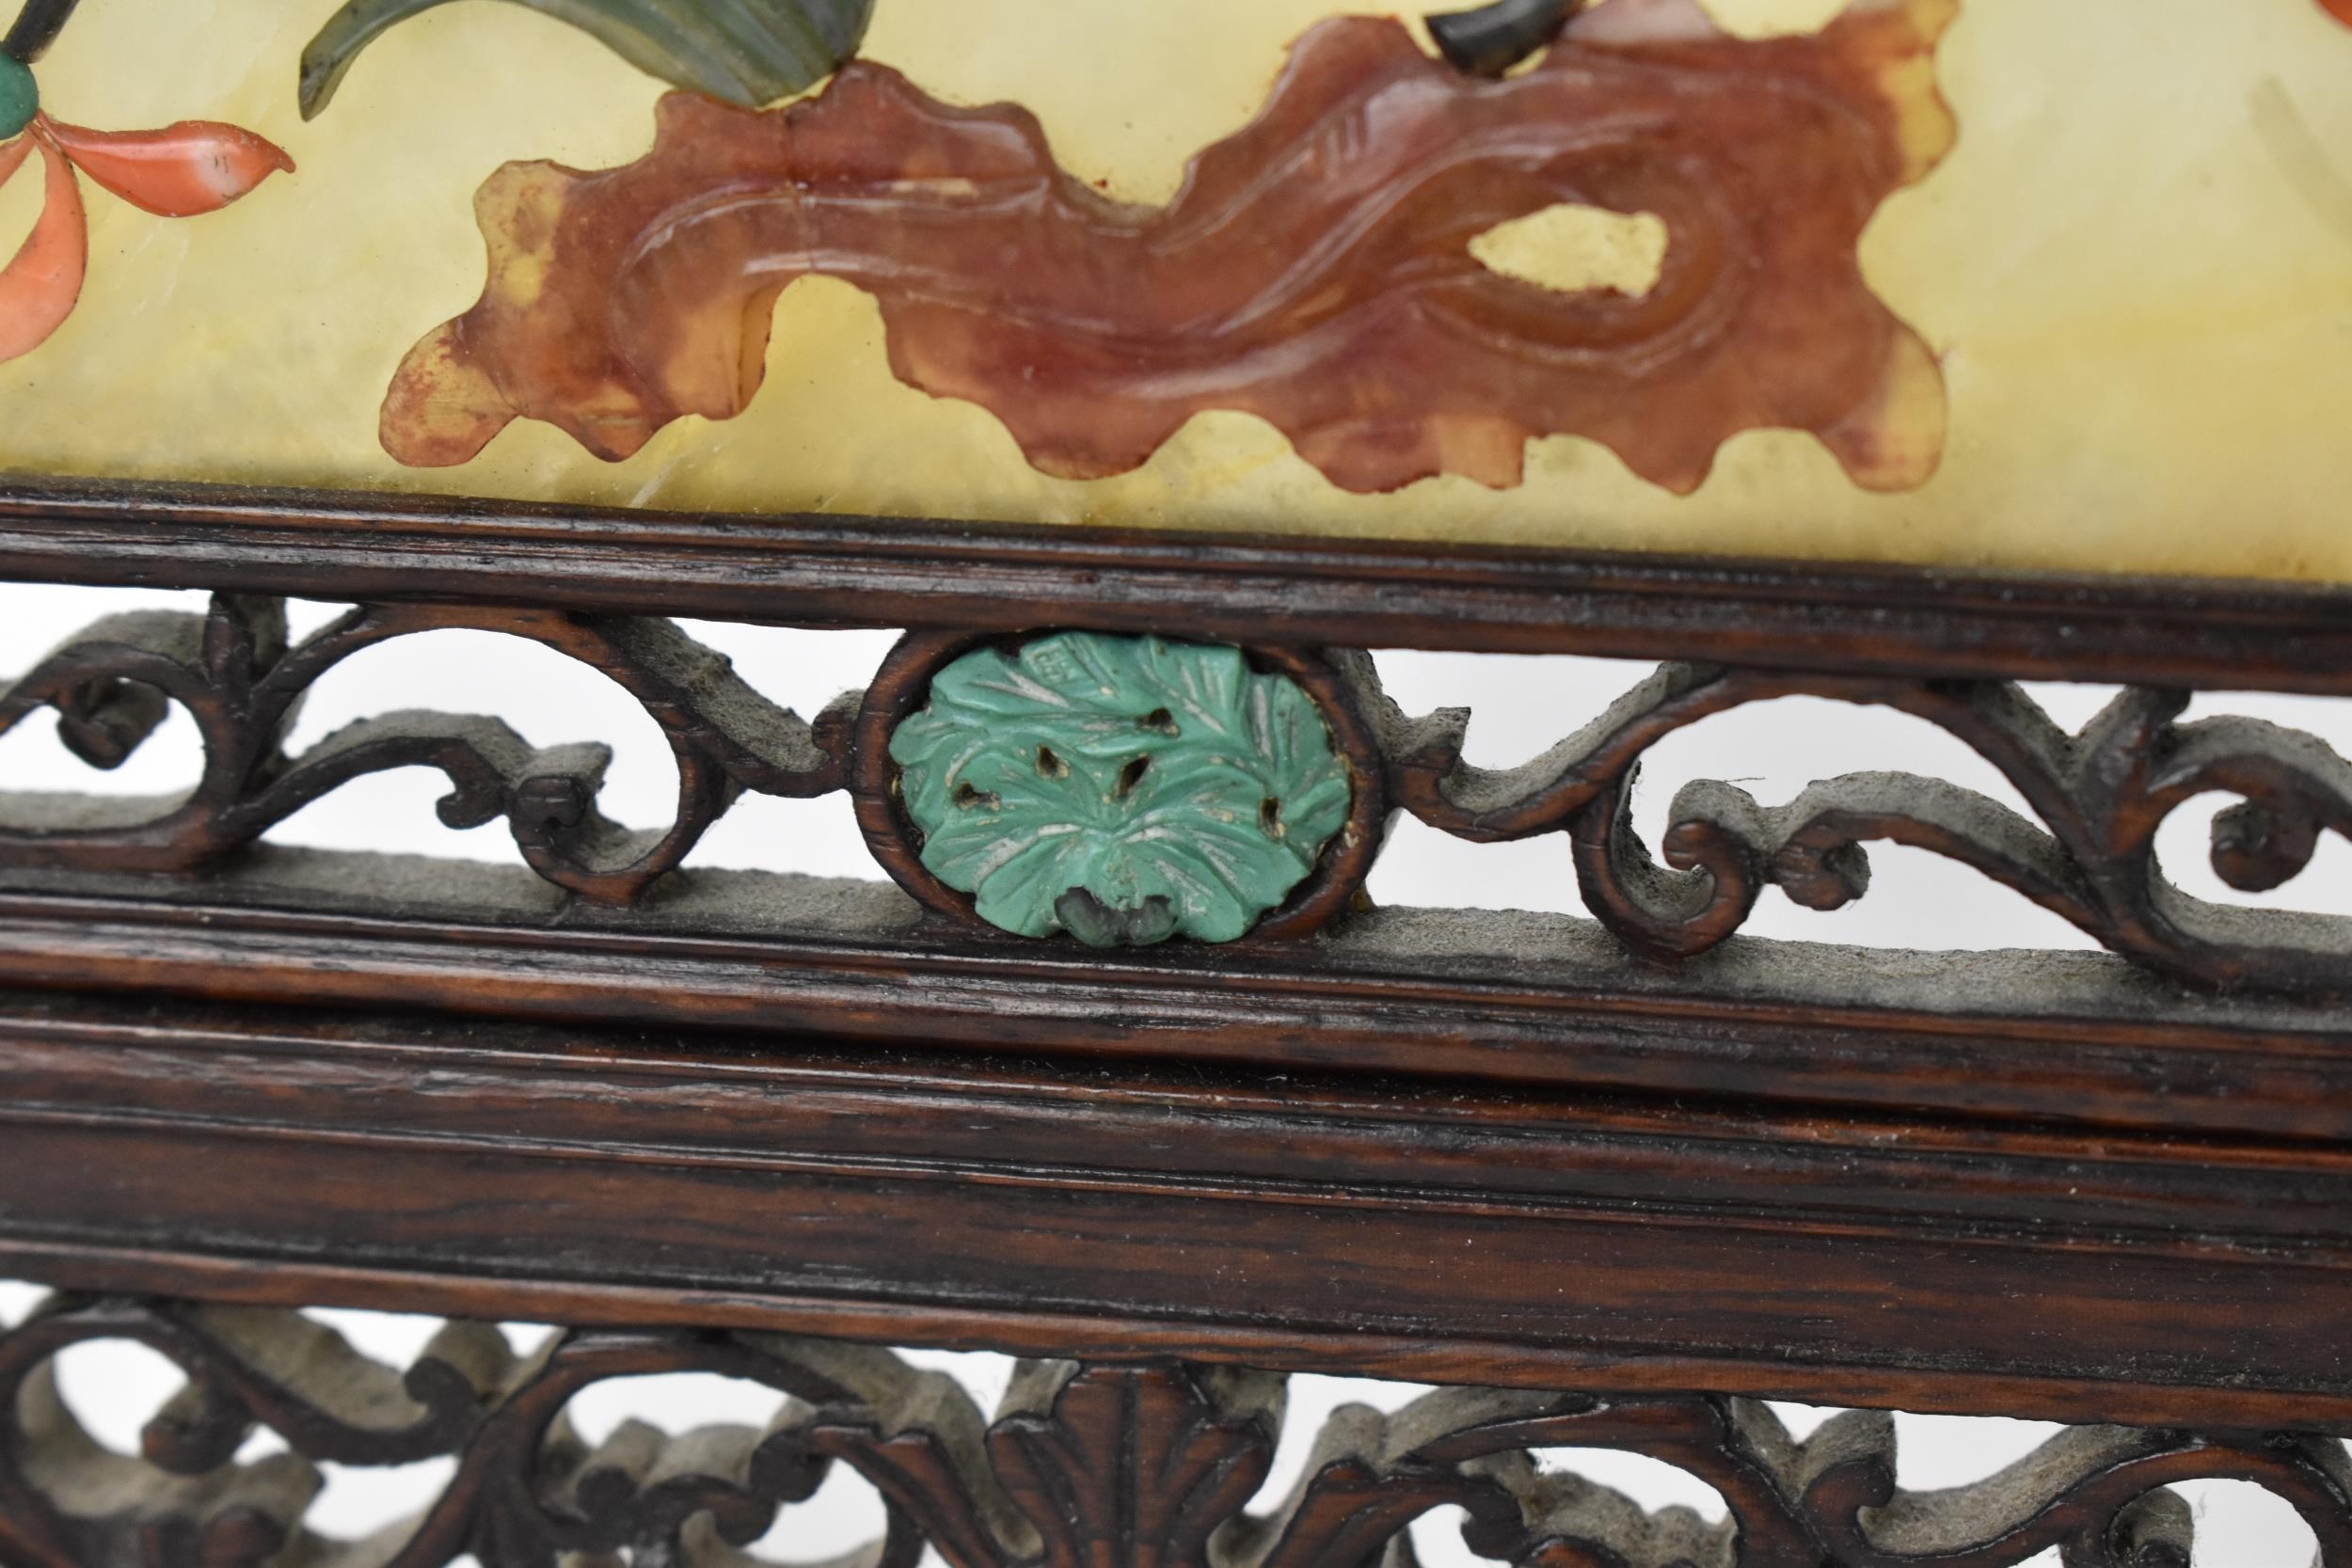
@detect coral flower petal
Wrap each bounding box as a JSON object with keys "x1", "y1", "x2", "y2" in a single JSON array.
[
  {"x1": 0, "y1": 131, "x2": 86, "y2": 364},
  {"x1": 43, "y1": 118, "x2": 293, "y2": 217},
  {"x1": 2328, "y1": 0, "x2": 2352, "y2": 26}
]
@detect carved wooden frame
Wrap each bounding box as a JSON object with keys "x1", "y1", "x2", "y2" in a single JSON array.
[{"x1": 1, "y1": 476, "x2": 2349, "y2": 1566}]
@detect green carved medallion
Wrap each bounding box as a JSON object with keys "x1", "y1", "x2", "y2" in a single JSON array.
[{"x1": 889, "y1": 634, "x2": 1352, "y2": 947}]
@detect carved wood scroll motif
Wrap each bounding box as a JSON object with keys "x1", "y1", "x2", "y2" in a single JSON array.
[
  {"x1": 377, "y1": 0, "x2": 1954, "y2": 497},
  {"x1": 1, "y1": 1295, "x2": 2348, "y2": 1568},
  {"x1": 1, "y1": 594, "x2": 2348, "y2": 995}
]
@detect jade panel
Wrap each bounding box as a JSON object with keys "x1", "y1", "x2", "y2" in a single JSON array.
[{"x1": 0, "y1": 0, "x2": 2346, "y2": 582}]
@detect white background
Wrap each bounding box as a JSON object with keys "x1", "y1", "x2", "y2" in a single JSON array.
[{"x1": 2, "y1": 581, "x2": 2345, "y2": 1565}]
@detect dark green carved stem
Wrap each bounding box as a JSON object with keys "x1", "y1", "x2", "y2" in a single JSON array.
[
  {"x1": 1425, "y1": 0, "x2": 1585, "y2": 76},
  {"x1": 4, "y1": 0, "x2": 79, "y2": 63}
]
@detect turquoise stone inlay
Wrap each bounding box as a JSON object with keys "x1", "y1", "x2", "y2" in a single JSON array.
[
  {"x1": 0, "y1": 55, "x2": 37, "y2": 142},
  {"x1": 890, "y1": 633, "x2": 1353, "y2": 947}
]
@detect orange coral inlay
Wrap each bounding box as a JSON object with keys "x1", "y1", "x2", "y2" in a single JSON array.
[
  {"x1": 2326, "y1": 0, "x2": 2352, "y2": 28},
  {"x1": 0, "y1": 133, "x2": 87, "y2": 365},
  {"x1": 45, "y1": 119, "x2": 296, "y2": 218},
  {"x1": 381, "y1": 0, "x2": 1957, "y2": 497},
  {"x1": 0, "y1": 111, "x2": 291, "y2": 367}
]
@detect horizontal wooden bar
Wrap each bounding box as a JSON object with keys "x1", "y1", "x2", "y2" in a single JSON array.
[
  {"x1": 0, "y1": 849, "x2": 2346, "y2": 1141},
  {"x1": 3, "y1": 986, "x2": 2351, "y2": 1432},
  {"x1": 2, "y1": 476, "x2": 2349, "y2": 689}
]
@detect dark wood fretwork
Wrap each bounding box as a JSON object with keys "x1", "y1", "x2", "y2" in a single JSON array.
[
  {"x1": 4, "y1": 1293, "x2": 2348, "y2": 1568},
  {"x1": 0, "y1": 586, "x2": 2346, "y2": 993},
  {"x1": 2, "y1": 478, "x2": 2351, "y2": 1568}
]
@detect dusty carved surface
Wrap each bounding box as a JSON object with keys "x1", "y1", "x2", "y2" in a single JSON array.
[
  {"x1": 3, "y1": 593, "x2": 2352, "y2": 988},
  {"x1": 1, "y1": 593, "x2": 2349, "y2": 994},
  {"x1": 379, "y1": 0, "x2": 1953, "y2": 496},
  {"x1": 0, "y1": 1293, "x2": 2347, "y2": 1568}
]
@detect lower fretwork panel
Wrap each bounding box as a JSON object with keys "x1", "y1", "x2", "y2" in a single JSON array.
[{"x1": 2, "y1": 1292, "x2": 2348, "y2": 1568}]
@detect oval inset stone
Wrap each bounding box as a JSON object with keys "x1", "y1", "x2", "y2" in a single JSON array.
[{"x1": 889, "y1": 633, "x2": 1352, "y2": 946}]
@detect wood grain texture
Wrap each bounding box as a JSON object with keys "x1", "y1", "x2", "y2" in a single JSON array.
[
  {"x1": 4, "y1": 983, "x2": 2352, "y2": 1432},
  {"x1": 3, "y1": 476, "x2": 2352, "y2": 690},
  {"x1": 0, "y1": 848, "x2": 2346, "y2": 1140}
]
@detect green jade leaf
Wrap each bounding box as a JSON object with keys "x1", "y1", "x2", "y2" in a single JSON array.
[
  {"x1": 890, "y1": 633, "x2": 1354, "y2": 947},
  {"x1": 299, "y1": 0, "x2": 877, "y2": 119},
  {"x1": 0, "y1": 55, "x2": 35, "y2": 141}
]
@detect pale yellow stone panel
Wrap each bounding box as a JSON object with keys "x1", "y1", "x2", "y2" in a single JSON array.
[{"x1": 0, "y1": 0, "x2": 2344, "y2": 582}]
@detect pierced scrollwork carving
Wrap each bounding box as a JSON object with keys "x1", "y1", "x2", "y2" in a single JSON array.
[
  {"x1": 1369, "y1": 663, "x2": 2352, "y2": 996},
  {"x1": 0, "y1": 1293, "x2": 2347, "y2": 1568},
  {"x1": 0, "y1": 594, "x2": 848, "y2": 905},
  {"x1": 0, "y1": 591, "x2": 2348, "y2": 993}
]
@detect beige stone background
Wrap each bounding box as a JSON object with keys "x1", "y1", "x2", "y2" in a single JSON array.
[{"x1": 0, "y1": 0, "x2": 2349, "y2": 581}]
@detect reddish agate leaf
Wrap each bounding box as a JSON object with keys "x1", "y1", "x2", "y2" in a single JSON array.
[
  {"x1": 382, "y1": 0, "x2": 1957, "y2": 496},
  {"x1": 2325, "y1": 0, "x2": 2352, "y2": 27}
]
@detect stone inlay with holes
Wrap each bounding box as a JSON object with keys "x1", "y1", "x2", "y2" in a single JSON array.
[
  {"x1": 887, "y1": 633, "x2": 1353, "y2": 945},
  {"x1": 3, "y1": 593, "x2": 2351, "y2": 987}
]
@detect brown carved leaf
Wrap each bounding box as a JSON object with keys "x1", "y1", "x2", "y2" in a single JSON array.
[
  {"x1": 987, "y1": 1362, "x2": 1280, "y2": 1568},
  {"x1": 380, "y1": 0, "x2": 1956, "y2": 498}
]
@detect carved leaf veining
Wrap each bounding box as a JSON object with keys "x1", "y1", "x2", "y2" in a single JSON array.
[
  {"x1": 298, "y1": 0, "x2": 878, "y2": 119},
  {"x1": 889, "y1": 635, "x2": 1352, "y2": 945}
]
